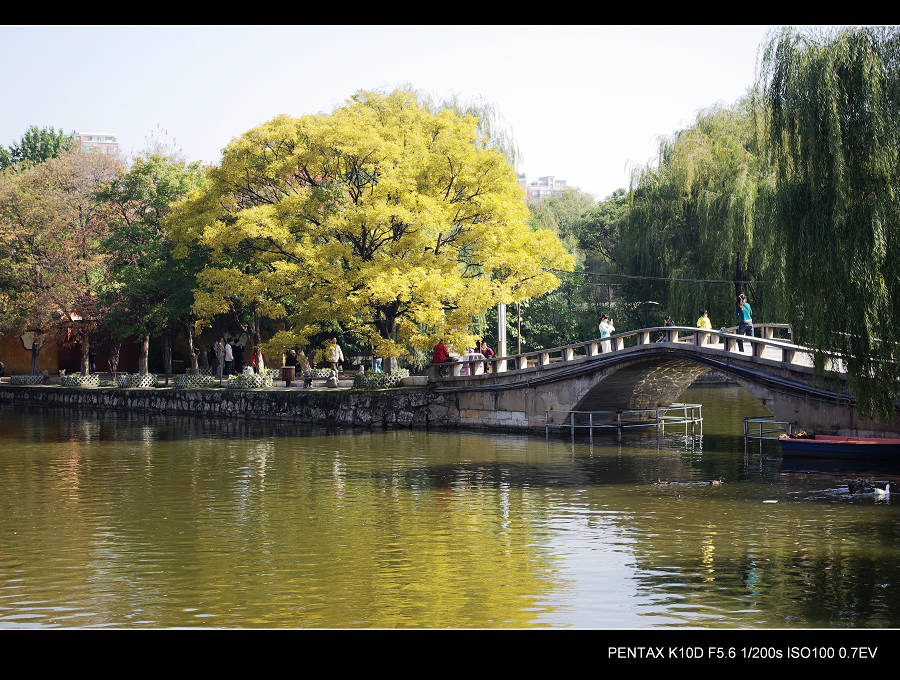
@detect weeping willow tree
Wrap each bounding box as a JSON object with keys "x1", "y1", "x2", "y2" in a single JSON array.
[
  {"x1": 618, "y1": 99, "x2": 778, "y2": 329},
  {"x1": 757, "y1": 26, "x2": 900, "y2": 418}
]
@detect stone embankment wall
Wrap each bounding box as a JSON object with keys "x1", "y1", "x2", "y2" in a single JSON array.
[{"x1": 0, "y1": 385, "x2": 461, "y2": 429}]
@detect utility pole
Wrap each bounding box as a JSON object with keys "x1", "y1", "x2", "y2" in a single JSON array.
[
  {"x1": 498, "y1": 303, "x2": 506, "y2": 357},
  {"x1": 517, "y1": 302, "x2": 522, "y2": 355}
]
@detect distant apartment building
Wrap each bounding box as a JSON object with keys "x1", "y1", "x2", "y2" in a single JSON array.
[
  {"x1": 517, "y1": 173, "x2": 568, "y2": 203},
  {"x1": 74, "y1": 132, "x2": 119, "y2": 156}
]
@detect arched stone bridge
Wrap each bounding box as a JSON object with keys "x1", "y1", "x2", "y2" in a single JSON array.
[{"x1": 427, "y1": 324, "x2": 900, "y2": 437}]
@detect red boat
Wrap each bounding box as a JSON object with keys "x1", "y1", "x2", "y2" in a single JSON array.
[{"x1": 779, "y1": 434, "x2": 900, "y2": 457}]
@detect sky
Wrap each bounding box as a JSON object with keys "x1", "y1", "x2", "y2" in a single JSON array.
[{"x1": 0, "y1": 25, "x2": 778, "y2": 200}]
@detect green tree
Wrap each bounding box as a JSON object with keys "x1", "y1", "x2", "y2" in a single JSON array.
[
  {"x1": 757, "y1": 26, "x2": 900, "y2": 417},
  {"x1": 0, "y1": 125, "x2": 76, "y2": 171},
  {"x1": 618, "y1": 99, "x2": 777, "y2": 330},
  {"x1": 97, "y1": 154, "x2": 207, "y2": 374}
]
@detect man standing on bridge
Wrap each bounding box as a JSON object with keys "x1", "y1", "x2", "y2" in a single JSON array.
[{"x1": 735, "y1": 294, "x2": 754, "y2": 352}]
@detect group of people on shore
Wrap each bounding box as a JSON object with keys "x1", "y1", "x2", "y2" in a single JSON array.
[
  {"x1": 431, "y1": 339, "x2": 495, "y2": 375},
  {"x1": 283, "y1": 338, "x2": 344, "y2": 388},
  {"x1": 211, "y1": 336, "x2": 266, "y2": 379}
]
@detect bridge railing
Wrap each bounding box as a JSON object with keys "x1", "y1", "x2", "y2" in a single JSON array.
[{"x1": 428, "y1": 323, "x2": 822, "y2": 383}]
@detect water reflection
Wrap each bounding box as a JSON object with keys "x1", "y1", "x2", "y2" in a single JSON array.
[{"x1": 1, "y1": 386, "x2": 899, "y2": 628}]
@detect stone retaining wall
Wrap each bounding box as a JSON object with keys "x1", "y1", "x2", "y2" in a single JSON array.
[{"x1": 0, "y1": 385, "x2": 459, "y2": 429}]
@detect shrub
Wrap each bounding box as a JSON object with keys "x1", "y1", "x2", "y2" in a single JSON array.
[
  {"x1": 60, "y1": 374, "x2": 100, "y2": 387},
  {"x1": 10, "y1": 374, "x2": 44, "y2": 385},
  {"x1": 115, "y1": 374, "x2": 158, "y2": 388},
  {"x1": 226, "y1": 374, "x2": 274, "y2": 389},
  {"x1": 353, "y1": 368, "x2": 410, "y2": 389},
  {"x1": 173, "y1": 373, "x2": 219, "y2": 389}
]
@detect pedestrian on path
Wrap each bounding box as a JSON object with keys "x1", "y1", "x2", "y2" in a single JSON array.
[
  {"x1": 214, "y1": 337, "x2": 225, "y2": 380},
  {"x1": 224, "y1": 339, "x2": 234, "y2": 376},
  {"x1": 329, "y1": 338, "x2": 344, "y2": 374},
  {"x1": 735, "y1": 294, "x2": 754, "y2": 352}
]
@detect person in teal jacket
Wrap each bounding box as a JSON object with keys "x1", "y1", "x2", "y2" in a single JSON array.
[{"x1": 735, "y1": 294, "x2": 753, "y2": 352}]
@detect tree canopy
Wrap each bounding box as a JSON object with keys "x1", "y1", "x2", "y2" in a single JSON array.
[
  {"x1": 97, "y1": 154, "x2": 207, "y2": 372},
  {"x1": 616, "y1": 99, "x2": 778, "y2": 329},
  {"x1": 0, "y1": 150, "x2": 120, "y2": 373},
  {"x1": 168, "y1": 89, "x2": 573, "y2": 362},
  {"x1": 0, "y1": 125, "x2": 76, "y2": 171},
  {"x1": 757, "y1": 26, "x2": 900, "y2": 417}
]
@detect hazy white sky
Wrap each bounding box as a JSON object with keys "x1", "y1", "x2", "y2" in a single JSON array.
[{"x1": 0, "y1": 25, "x2": 777, "y2": 199}]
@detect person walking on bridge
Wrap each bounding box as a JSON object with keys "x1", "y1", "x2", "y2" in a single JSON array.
[
  {"x1": 598, "y1": 315, "x2": 615, "y2": 352},
  {"x1": 735, "y1": 294, "x2": 754, "y2": 352},
  {"x1": 697, "y1": 309, "x2": 712, "y2": 346}
]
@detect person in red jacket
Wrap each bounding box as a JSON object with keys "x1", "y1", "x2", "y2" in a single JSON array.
[
  {"x1": 432, "y1": 339, "x2": 450, "y2": 363},
  {"x1": 432, "y1": 339, "x2": 450, "y2": 376}
]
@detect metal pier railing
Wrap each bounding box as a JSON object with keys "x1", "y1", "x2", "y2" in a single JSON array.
[
  {"x1": 743, "y1": 417, "x2": 792, "y2": 440},
  {"x1": 547, "y1": 403, "x2": 702, "y2": 442}
]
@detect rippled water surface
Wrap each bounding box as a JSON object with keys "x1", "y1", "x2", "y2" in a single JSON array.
[{"x1": 1, "y1": 386, "x2": 899, "y2": 628}]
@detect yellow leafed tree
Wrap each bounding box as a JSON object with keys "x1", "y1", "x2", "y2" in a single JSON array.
[{"x1": 168, "y1": 90, "x2": 573, "y2": 369}]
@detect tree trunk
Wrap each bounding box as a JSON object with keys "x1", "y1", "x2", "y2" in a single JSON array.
[
  {"x1": 162, "y1": 328, "x2": 173, "y2": 375},
  {"x1": 80, "y1": 330, "x2": 90, "y2": 376},
  {"x1": 108, "y1": 341, "x2": 121, "y2": 373},
  {"x1": 185, "y1": 322, "x2": 199, "y2": 374},
  {"x1": 374, "y1": 306, "x2": 399, "y2": 373},
  {"x1": 138, "y1": 335, "x2": 149, "y2": 375},
  {"x1": 199, "y1": 340, "x2": 209, "y2": 370},
  {"x1": 251, "y1": 310, "x2": 265, "y2": 373}
]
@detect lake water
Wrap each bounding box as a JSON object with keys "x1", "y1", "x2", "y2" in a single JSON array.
[{"x1": 1, "y1": 385, "x2": 898, "y2": 628}]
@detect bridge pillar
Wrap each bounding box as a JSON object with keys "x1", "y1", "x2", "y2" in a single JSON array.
[
  {"x1": 517, "y1": 355, "x2": 528, "y2": 370},
  {"x1": 540, "y1": 352, "x2": 551, "y2": 366},
  {"x1": 781, "y1": 348, "x2": 795, "y2": 364},
  {"x1": 637, "y1": 331, "x2": 651, "y2": 345},
  {"x1": 587, "y1": 342, "x2": 600, "y2": 357},
  {"x1": 564, "y1": 347, "x2": 574, "y2": 361}
]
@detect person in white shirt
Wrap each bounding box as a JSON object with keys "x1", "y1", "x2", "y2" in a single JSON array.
[
  {"x1": 599, "y1": 315, "x2": 615, "y2": 352},
  {"x1": 329, "y1": 338, "x2": 344, "y2": 374},
  {"x1": 224, "y1": 340, "x2": 234, "y2": 376}
]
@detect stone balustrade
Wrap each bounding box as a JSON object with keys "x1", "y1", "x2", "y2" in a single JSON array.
[{"x1": 429, "y1": 323, "x2": 810, "y2": 383}]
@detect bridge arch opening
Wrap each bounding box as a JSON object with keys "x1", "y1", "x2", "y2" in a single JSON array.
[{"x1": 570, "y1": 357, "x2": 774, "y2": 428}]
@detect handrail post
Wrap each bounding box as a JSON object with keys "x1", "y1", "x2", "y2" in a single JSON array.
[{"x1": 752, "y1": 340, "x2": 765, "y2": 358}]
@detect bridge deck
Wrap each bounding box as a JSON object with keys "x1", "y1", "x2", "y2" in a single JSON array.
[{"x1": 430, "y1": 324, "x2": 841, "y2": 383}]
